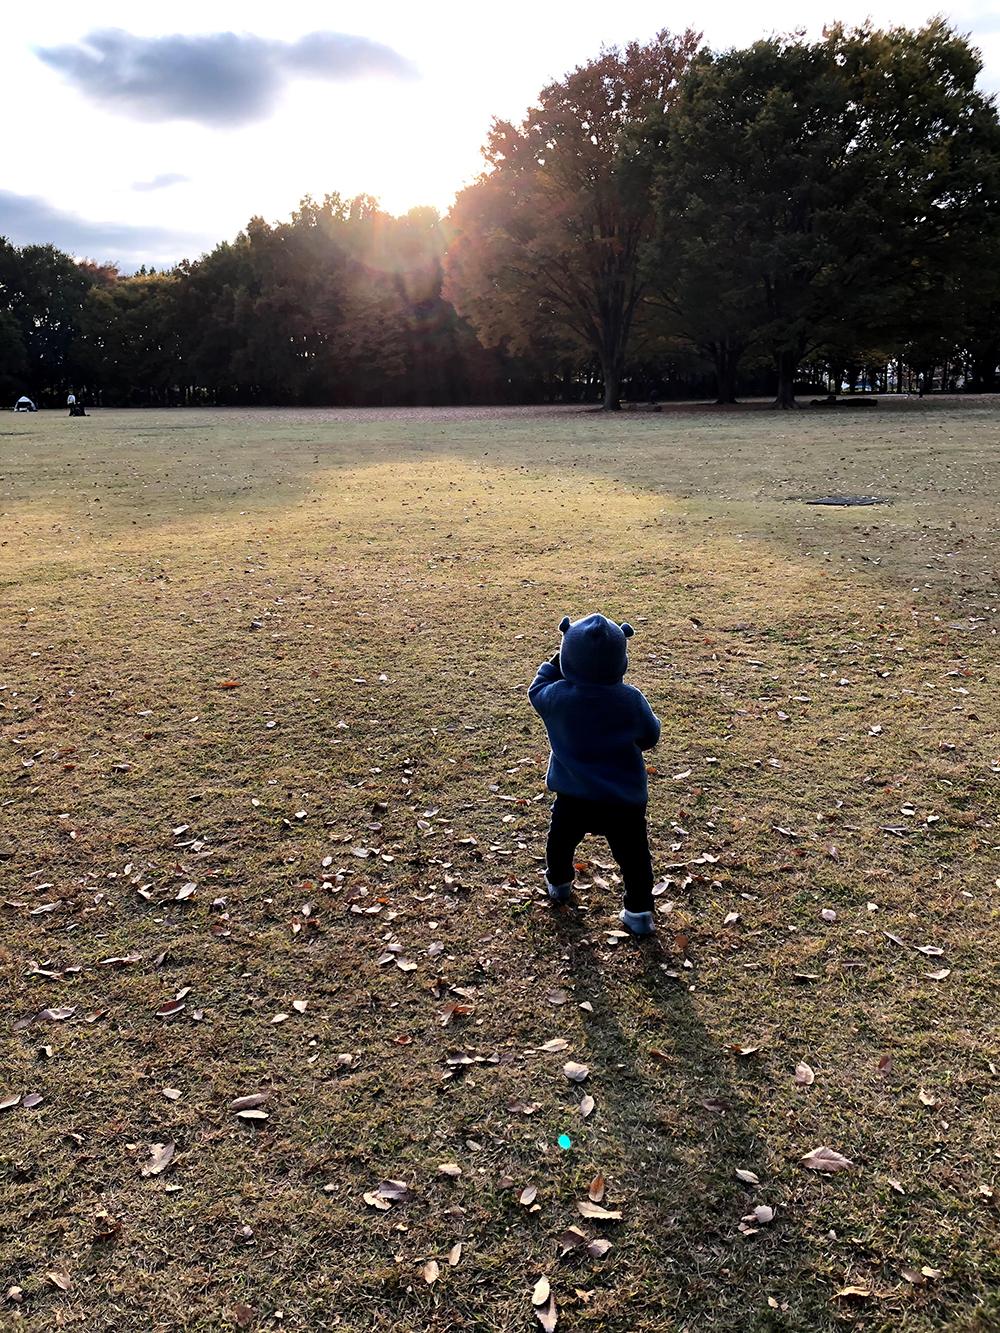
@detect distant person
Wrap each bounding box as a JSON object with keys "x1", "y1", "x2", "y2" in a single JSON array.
[
  {"x1": 67, "y1": 391, "x2": 76, "y2": 415},
  {"x1": 529, "y1": 613, "x2": 661, "y2": 935}
]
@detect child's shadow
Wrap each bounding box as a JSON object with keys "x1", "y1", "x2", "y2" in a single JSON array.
[{"x1": 547, "y1": 904, "x2": 798, "y2": 1319}]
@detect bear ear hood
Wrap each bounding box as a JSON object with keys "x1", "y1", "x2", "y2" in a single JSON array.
[{"x1": 558, "y1": 613, "x2": 634, "y2": 684}]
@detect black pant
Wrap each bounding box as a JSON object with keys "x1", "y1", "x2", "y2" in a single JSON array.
[{"x1": 546, "y1": 794, "x2": 654, "y2": 913}]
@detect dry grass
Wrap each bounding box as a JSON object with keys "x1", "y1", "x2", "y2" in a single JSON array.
[{"x1": 1, "y1": 401, "x2": 998, "y2": 1332}]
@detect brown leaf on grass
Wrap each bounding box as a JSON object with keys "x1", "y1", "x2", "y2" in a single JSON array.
[
  {"x1": 447, "y1": 1242, "x2": 462, "y2": 1267},
  {"x1": 162, "y1": 1087, "x2": 181, "y2": 1101},
  {"x1": 557, "y1": 1227, "x2": 587, "y2": 1254},
  {"x1": 701, "y1": 1097, "x2": 731, "y2": 1114},
  {"x1": 45, "y1": 1267, "x2": 72, "y2": 1292},
  {"x1": 439, "y1": 1002, "x2": 474, "y2": 1027},
  {"x1": 801, "y1": 1146, "x2": 854, "y2": 1173},
  {"x1": 519, "y1": 1184, "x2": 538, "y2": 1206},
  {"x1": 563, "y1": 1061, "x2": 589, "y2": 1083},
  {"x1": 438, "y1": 1163, "x2": 462, "y2": 1178},
  {"x1": 155, "y1": 999, "x2": 185, "y2": 1019},
  {"x1": 37, "y1": 1007, "x2": 76, "y2": 1022},
  {"x1": 576, "y1": 1200, "x2": 621, "y2": 1221},
  {"x1": 423, "y1": 1259, "x2": 440, "y2": 1285},
  {"x1": 231, "y1": 1302, "x2": 254, "y2": 1328},
  {"x1": 363, "y1": 1192, "x2": 391, "y2": 1211},
  {"x1": 176, "y1": 883, "x2": 197, "y2": 901},
  {"x1": 546, "y1": 990, "x2": 568, "y2": 1006},
  {"x1": 901, "y1": 1268, "x2": 926, "y2": 1286},
  {"x1": 918, "y1": 1088, "x2": 939, "y2": 1108},
  {"x1": 731, "y1": 1044, "x2": 762, "y2": 1058},
  {"x1": 587, "y1": 1239, "x2": 613, "y2": 1259},
  {"x1": 925, "y1": 968, "x2": 951, "y2": 981},
  {"x1": 236, "y1": 1109, "x2": 269, "y2": 1122},
  {"x1": 531, "y1": 1276, "x2": 551, "y2": 1306},
  {"x1": 835, "y1": 1286, "x2": 874, "y2": 1300},
  {"x1": 535, "y1": 1294, "x2": 558, "y2": 1332},
  {"x1": 230, "y1": 1094, "x2": 268, "y2": 1112},
  {"x1": 877, "y1": 1053, "x2": 893, "y2": 1076},
  {"x1": 735, "y1": 1168, "x2": 760, "y2": 1185},
  {"x1": 377, "y1": 1179, "x2": 414, "y2": 1203},
  {"x1": 271, "y1": 1013, "x2": 289, "y2": 1024},
  {"x1": 218, "y1": 680, "x2": 241, "y2": 689},
  {"x1": 794, "y1": 1062, "x2": 816, "y2": 1087},
  {"x1": 0, "y1": 1093, "x2": 21, "y2": 1111},
  {"x1": 97, "y1": 953, "x2": 141, "y2": 967},
  {"x1": 140, "y1": 1142, "x2": 175, "y2": 1177},
  {"x1": 292, "y1": 999, "x2": 309, "y2": 1014},
  {"x1": 914, "y1": 944, "x2": 945, "y2": 957},
  {"x1": 579, "y1": 1094, "x2": 595, "y2": 1119},
  {"x1": 650, "y1": 1048, "x2": 677, "y2": 1064},
  {"x1": 821, "y1": 908, "x2": 837, "y2": 922},
  {"x1": 539, "y1": 1038, "x2": 569, "y2": 1053},
  {"x1": 748, "y1": 1205, "x2": 775, "y2": 1224},
  {"x1": 21, "y1": 1093, "x2": 43, "y2": 1109},
  {"x1": 587, "y1": 1173, "x2": 606, "y2": 1203}
]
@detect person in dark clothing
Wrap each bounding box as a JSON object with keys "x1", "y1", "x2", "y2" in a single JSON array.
[{"x1": 528, "y1": 613, "x2": 661, "y2": 935}]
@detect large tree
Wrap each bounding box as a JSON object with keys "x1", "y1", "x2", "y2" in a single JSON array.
[
  {"x1": 445, "y1": 29, "x2": 701, "y2": 409},
  {"x1": 647, "y1": 21, "x2": 1000, "y2": 406}
]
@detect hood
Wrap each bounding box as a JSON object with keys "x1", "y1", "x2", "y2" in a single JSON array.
[{"x1": 558, "y1": 613, "x2": 634, "y2": 685}]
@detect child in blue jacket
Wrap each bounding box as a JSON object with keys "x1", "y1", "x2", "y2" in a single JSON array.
[{"x1": 529, "y1": 613, "x2": 661, "y2": 935}]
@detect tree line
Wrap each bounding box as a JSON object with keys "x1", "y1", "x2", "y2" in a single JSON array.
[{"x1": 3, "y1": 19, "x2": 1000, "y2": 411}]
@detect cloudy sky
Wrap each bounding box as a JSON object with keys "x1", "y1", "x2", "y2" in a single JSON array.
[{"x1": 3, "y1": 1, "x2": 999, "y2": 270}]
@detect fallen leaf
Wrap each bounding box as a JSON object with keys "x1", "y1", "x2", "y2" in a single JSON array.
[
  {"x1": 236, "y1": 1109, "x2": 269, "y2": 1122},
  {"x1": 579, "y1": 1094, "x2": 595, "y2": 1119},
  {"x1": 155, "y1": 999, "x2": 185, "y2": 1019},
  {"x1": 821, "y1": 908, "x2": 837, "y2": 922},
  {"x1": 0, "y1": 1093, "x2": 21, "y2": 1111},
  {"x1": 230, "y1": 1094, "x2": 268, "y2": 1112},
  {"x1": 37, "y1": 1007, "x2": 76, "y2": 1022},
  {"x1": 835, "y1": 1286, "x2": 873, "y2": 1300},
  {"x1": 271, "y1": 1013, "x2": 290, "y2": 1024},
  {"x1": 563, "y1": 1061, "x2": 589, "y2": 1083},
  {"x1": 877, "y1": 1053, "x2": 893, "y2": 1076},
  {"x1": 540, "y1": 1038, "x2": 569, "y2": 1053},
  {"x1": 750, "y1": 1205, "x2": 774, "y2": 1224},
  {"x1": 423, "y1": 1259, "x2": 440, "y2": 1285},
  {"x1": 587, "y1": 1173, "x2": 606, "y2": 1203},
  {"x1": 377, "y1": 1179, "x2": 414, "y2": 1202},
  {"x1": 532, "y1": 1276, "x2": 551, "y2": 1306},
  {"x1": 175, "y1": 882, "x2": 196, "y2": 901},
  {"x1": 447, "y1": 1242, "x2": 462, "y2": 1267},
  {"x1": 141, "y1": 1141, "x2": 176, "y2": 1177},
  {"x1": 519, "y1": 1184, "x2": 538, "y2": 1206},
  {"x1": 292, "y1": 1000, "x2": 309, "y2": 1014},
  {"x1": 795, "y1": 1062, "x2": 816, "y2": 1087},
  {"x1": 925, "y1": 968, "x2": 951, "y2": 981},
  {"x1": 801, "y1": 1145, "x2": 854, "y2": 1173},
  {"x1": 914, "y1": 944, "x2": 945, "y2": 957},
  {"x1": 587, "y1": 1239, "x2": 612, "y2": 1259},
  {"x1": 901, "y1": 1268, "x2": 926, "y2": 1286},
  {"x1": 21, "y1": 1092, "x2": 43, "y2": 1109},
  {"x1": 363, "y1": 1192, "x2": 391, "y2": 1210},
  {"x1": 918, "y1": 1088, "x2": 939, "y2": 1108},
  {"x1": 534, "y1": 1294, "x2": 558, "y2": 1332},
  {"x1": 45, "y1": 1268, "x2": 72, "y2": 1292},
  {"x1": 731, "y1": 1044, "x2": 761, "y2": 1058},
  {"x1": 735, "y1": 1168, "x2": 760, "y2": 1185},
  {"x1": 231, "y1": 1302, "x2": 254, "y2": 1328},
  {"x1": 557, "y1": 1227, "x2": 587, "y2": 1253},
  {"x1": 438, "y1": 1163, "x2": 462, "y2": 1178},
  {"x1": 576, "y1": 1200, "x2": 621, "y2": 1221},
  {"x1": 162, "y1": 1087, "x2": 182, "y2": 1101}
]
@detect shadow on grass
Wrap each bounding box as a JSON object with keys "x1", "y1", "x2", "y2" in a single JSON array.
[{"x1": 544, "y1": 902, "x2": 828, "y2": 1330}]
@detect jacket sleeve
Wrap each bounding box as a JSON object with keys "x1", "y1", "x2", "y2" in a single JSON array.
[
  {"x1": 636, "y1": 692, "x2": 661, "y2": 750},
  {"x1": 528, "y1": 659, "x2": 562, "y2": 716}
]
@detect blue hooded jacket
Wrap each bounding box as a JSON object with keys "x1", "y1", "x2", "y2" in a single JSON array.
[{"x1": 528, "y1": 613, "x2": 661, "y2": 806}]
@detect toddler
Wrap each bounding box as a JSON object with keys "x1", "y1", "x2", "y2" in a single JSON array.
[{"x1": 529, "y1": 613, "x2": 660, "y2": 935}]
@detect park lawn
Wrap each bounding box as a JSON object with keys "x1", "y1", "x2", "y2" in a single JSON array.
[{"x1": 0, "y1": 401, "x2": 997, "y2": 1333}]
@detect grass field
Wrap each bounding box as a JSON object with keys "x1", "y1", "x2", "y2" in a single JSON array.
[{"x1": 1, "y1": 400, "x2": 998, "y2": 1332}]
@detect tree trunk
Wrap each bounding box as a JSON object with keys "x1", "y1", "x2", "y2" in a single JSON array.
[
  {"x1": 773, "y1": 349, "x2": 799, "y2": 408},
  {"x1": 601, "y1": 360, "x2": 622, "y2": 410},
  {"x1": 712, "y1": 343, "x2": 741, "y2": 404}
]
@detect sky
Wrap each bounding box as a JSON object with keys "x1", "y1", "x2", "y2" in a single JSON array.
[{"x1": 3, "y1": 0, "x2": 1000, "y2": 270}]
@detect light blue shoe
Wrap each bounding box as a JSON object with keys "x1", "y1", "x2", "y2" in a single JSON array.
[
  {"x1": 546, "y1": 877, "x2": 573, "y2": 904},
  {"x1": 619, "y1": 908, "x2": 656, "y2": 936}
]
